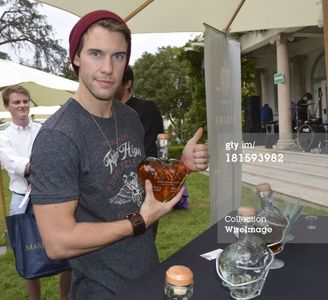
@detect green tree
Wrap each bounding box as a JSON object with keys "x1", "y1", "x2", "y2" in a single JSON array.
[
  {"x1": 0, "y1": 0, "x2": 67, "y2": 74},
  {"x1": 179, "y1": 36, "x2": 207, "y2": 142},
  {"x1": 61, "y1": 58, "x2": 78, "y2": 81},
  {"x1": 133, "y1": 47, "x2": 193, "y2": 140},
  {"x1": 241, "y1": 55, "x2": 257, "y2": 97}
]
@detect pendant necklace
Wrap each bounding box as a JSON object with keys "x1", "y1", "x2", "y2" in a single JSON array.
[{"x1": 87, "y1": 101, "x2": 119, "y2": 157}]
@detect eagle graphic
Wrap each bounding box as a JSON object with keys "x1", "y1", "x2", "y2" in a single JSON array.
[{"x1": 110, "y1": 172, "x2": 144, "y2": 206}]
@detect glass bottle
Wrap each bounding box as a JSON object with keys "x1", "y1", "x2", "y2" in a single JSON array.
[
  {"x1": 217, "y1": 206, "x2": 273, "y2": 300},
  {"x1": 138, "y1": 133, "x2": 189, "y2": 202},
  {"x1": 164, "y1": 265, "x2": 193, "y2": 300},
  {"x1": 255, "y1": 183, "x2": 288, "y2": 255}
]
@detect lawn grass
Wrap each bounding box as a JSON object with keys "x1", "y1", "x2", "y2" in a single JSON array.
[
  {"x1": 155, "y1": 172, "x2": 211, "y2": 261},
  {"x1": 0, "y1": 171, "x2": 327, "y2": 299}
]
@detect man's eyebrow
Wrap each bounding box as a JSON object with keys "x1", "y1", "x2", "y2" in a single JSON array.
[{"x1": 87, "y1": 48, "x2": 102, "y2": 52}]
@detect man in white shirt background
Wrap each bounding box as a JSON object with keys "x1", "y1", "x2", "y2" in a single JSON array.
[{"x1": 0, "y1": 85, "x2": 71, "y2": 300}]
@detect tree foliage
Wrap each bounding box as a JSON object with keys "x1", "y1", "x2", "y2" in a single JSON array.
[
  {"x1": 179, "y1": 36, "x2": 207, "y2": 141},
  {"x1": 241, "y1": 55, "x2": 257, "y2": 97},
  {"x1": 133, "y1": 47, "x2": 193, "y2": 141},
  {"x1": 0, "y1": 0, "x2": 67, "y2": 74},
  {"x1": 131, "y1": 35, "x2": 256, "y2": 142}
]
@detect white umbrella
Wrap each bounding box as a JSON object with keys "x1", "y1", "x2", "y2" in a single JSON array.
[
  {"x1": 0, "y1": 59, "x2": 78, "y2": 110},
  {"x1": 29, "y1": 105, "x2": 61, "y2": 115},
  {"x1": 0, "y1": 59, "x2": 78, "y2": 91},
  {"x1": 0, "y1": 105, "x2": 60, "y2": 120},
  {"x1": 35, "y1": 0, "x2": 322, "y2": 33}
]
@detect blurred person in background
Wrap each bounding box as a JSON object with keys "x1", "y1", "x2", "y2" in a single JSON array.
[{"x1": 0, "y1": 85, "x2": 71, "y2": 300}]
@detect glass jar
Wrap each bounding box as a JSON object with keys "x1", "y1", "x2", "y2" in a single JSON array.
[
  {"x1": 255, "y1": 183, "x2": 288, "y2": 254},
  {"x1": 138, "y1": 133, "x2": 189, "y2": 202},
  {"x1": 164, "y1": 265, "x2": 193, "y2": 300},
  {"x1": 217, "y1": 206, "x2": 273, "y2": 300}
]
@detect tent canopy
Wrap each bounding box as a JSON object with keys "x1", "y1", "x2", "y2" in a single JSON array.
[
  {"x1": 36, "y1": 0, "x2": 322, "y2": 33},
  {"x1": 0, "y1": 105, "x2": 61, "y2": 119},
  {"x1": 0, "y1": 59, "x2": 78, "y2": 111}
]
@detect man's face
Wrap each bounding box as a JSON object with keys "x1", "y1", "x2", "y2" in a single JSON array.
[
  {"x1": 74, "y1": 26, "x2": 128, "y2": 102},
  {"x1": 5, "y1": 92, "x2": 30, "y2": 123}
]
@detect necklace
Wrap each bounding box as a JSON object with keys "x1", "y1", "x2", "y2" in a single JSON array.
[{"x1": 87, "y1": 101, "x2": 119, "y2": 156}]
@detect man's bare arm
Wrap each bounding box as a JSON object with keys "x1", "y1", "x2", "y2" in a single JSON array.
[
  {"x1": 34, "y1": 181, "x2": 185, "y2": 260},
  {"x1": 34, "y1": 200, "x2": 134, "y2": 259}
]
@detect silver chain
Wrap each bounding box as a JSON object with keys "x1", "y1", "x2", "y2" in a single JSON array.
[{"x1": 87, "y1": 102, "x2": 119, "y2": 154}]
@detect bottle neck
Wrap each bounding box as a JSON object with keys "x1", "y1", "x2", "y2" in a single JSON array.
[
  {"x1": 156, "y1": 138, "x2": 169, "y2": 160},
  {"x1": 237, "y1": 216, "x2": 257, "y2": 240},
  {"x1": 258, "y1": 189, "x2": 274, "y2": 210}
]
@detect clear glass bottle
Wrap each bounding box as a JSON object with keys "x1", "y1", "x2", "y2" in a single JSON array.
[
  {"x1": 138, "y1": 133, "x2": 189, "y2": 202},
  {"x1": 164, "y1": 265, "x2": 193, "y2": 300},
  {"x1": 255, "y1": 183, "x2": 288, "y2": 254},
  {"x1": 217, "y1": 206, "x2": 273, "y2": 300}
]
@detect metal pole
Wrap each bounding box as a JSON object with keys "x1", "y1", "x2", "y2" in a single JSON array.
[
  {"x1": 0, "y1": 167, "x2": 9, "y2": 248},
  {"x1": 223, "y1": 0, "x2": 246, "y2": 33},
  {"x1": 124, "y1": 0, "x2": 154, "y2": 22},
  {"x1": 0, "y1": 168, "x2": 7, "y2": 227},
  {"x1": 323, "y1": 0, "x2": 328, "y2": 85}
]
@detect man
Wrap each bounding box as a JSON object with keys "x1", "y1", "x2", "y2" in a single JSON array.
[
  {"x1": 29, "y1": 10, "x2": 208, "y2": 299},
  {"x1": 0, "y1": 85, "x2": 71, "y2": 300},
  {"x1": 260, "y1": 103, "x2": 273, "y2": 126},
  {"x1": 290, "y1": 100, "x2": 297, "y2": 130},
  {"x1": 115, "y1": 65, "x2": 164, "y2": 157},
  {"x1": 297, "y1": 92, "x2": 313, "y2": 124}
]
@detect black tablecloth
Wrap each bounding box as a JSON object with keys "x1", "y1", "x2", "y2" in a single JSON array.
[{"x1": 114, "y1": 216, "x2": 328, "y2": 300}]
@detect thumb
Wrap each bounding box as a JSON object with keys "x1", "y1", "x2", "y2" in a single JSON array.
[
  {"x1": 187, "y1": 128, "x2": 203, "y2": 145},
  {"x1": 144, "y1": 179, "x2": 154, "y2": 199}
]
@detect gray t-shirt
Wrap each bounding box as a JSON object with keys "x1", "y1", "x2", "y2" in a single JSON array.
[{"x1": 30, "y1": 98, "x2": 159, "y2": 299}]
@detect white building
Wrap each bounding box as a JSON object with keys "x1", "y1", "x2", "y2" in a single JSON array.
[{"x1": 240, "y1": 25, "x2": 326, "y2": 149}]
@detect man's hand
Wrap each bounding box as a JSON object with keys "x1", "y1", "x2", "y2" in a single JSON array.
[
  {"x1": 181, "y1": 128, "x2": 209, "y2": 172},
  {"x1": 140, "y1": 180, "x2": 185, "y2": 228}
]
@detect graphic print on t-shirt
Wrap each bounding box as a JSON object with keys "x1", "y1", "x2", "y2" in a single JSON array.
[
  {"x1": 110, "y1": 172, "x2": 144, "y2": 206},
  {"x1": 104, "y1": 137, "x2": 144, "y2": 207}
]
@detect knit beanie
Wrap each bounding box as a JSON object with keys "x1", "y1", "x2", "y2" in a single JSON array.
[{"x1": 69, "y1": 10, "x2": 131, "y2": 75}]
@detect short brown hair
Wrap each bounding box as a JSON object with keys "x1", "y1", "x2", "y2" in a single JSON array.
[{"x1": 2, "y1": 85, "x2": 30, "y2": 106}]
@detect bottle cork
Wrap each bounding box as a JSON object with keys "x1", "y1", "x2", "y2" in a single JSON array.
[
  {"x1": 165, "y1": 265, "x2": 193, "y2": 286},
  {"x1": 157, "y1": 133, "x2": 170, "y2": 140},
  {"x1": 255, "y1": 183, "x2": 271, "y2": 193},
  {"x1": 237, "y1": 206, "x2": 256, "y2": 217}
]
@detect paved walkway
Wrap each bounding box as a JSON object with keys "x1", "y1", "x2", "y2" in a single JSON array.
[{"x1": 242, "y1": 146, "x2": 328, "y2": 207}]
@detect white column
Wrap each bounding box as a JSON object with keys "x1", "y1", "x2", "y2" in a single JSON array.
[{"x1": 275, "y1": 35, "x2": 294, "y2": 149}]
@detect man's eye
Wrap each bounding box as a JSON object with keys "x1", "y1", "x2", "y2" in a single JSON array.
[
  {"x1": 113, "y1": 53, "x2": 126, "y2": 61},
  {"x1": 90, "y1": 51, "x2": 101, "y2": 58}
]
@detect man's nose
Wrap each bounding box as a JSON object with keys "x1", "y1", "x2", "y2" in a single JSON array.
[
  {"x1": 100, "y1": 56, "x2": 114, "y2": 74},
  {"x1": 19, "y1": 101, "x2": 29, "y2": 108}
]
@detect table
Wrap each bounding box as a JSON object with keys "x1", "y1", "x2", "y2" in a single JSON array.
[{"x1": 114, "y1": 215, "x2": 328, "y2": 300}]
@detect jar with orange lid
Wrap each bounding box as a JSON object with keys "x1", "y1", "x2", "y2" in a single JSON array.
[{"x1": 164, "y1": 265, "x2": 193, "y2": 299}]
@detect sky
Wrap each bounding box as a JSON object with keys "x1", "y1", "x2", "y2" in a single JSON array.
[{"x1": 6, "y1": 3, "x2": 199, "y2": 66}]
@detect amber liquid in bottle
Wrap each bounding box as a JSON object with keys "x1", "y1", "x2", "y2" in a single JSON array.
[
  {"x1": 138, "y1": 134, "x2": 189, "y2": 202},
  {"x1": 267, "y1": 243, "x2": 283, "y2": 254}
]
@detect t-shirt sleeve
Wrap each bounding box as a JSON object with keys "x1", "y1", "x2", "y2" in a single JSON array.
[{"x1": 29, "y1": 129, "x2": 81, "y2": 205}]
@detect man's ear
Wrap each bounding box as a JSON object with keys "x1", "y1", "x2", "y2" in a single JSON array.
[
  {"x1": 126, "y1": 79, "x2": 133, "y2": 90},
  {"x1": 73, "y1": 54, "x2": 80, "y2": 67}
]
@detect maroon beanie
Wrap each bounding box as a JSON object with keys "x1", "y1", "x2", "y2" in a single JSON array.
[{"x1": 69, "y1": 10, "x2": 131, "y2": 75}]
